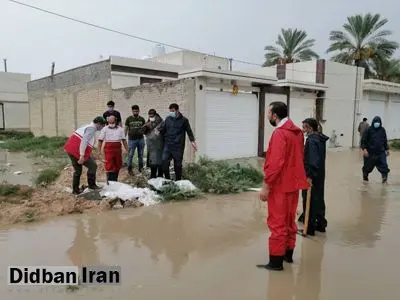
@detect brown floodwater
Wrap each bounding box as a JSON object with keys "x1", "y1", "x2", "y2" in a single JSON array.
[
  {"x1": 0, "y1": 149, "x2": 38, "y2": 185},
  {"x1": 1, "y1": 149, "x2": 400, "y2": 299}
]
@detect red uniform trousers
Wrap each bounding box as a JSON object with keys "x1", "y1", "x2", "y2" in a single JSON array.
[
  {"x1": 267, "y1": 189, "x2": 299, "y2": 256},
  {"x1": 104, "y1": 142, "x2": 122, "y2": 173}
]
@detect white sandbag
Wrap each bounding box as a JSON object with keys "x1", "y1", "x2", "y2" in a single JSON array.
[
  {"x1": 174, "y1": 180, "x2": 198, "y2": 192},
  {"x1": 100, "y1": 181, "x2": 160, "y2": 206},
  {"x1": 148, "y1": 178, "x2": 171, "y2": 190}
]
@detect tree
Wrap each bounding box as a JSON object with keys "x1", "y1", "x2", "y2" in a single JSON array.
[
  {"x1": 326, "y1": 13, "x2": 399, "y2": 76},
  {"x1": 263, "y1": 28, "x2": 319, "y2": 67},
  {"x1": 371, "y1": 58, "x2": 400, "y2": 83}
]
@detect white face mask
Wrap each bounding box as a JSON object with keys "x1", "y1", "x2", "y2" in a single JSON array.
[
  {"x1": 149, "y1": 117, "x2": 155, "y2": 122},
  {"x1": 109, "y1": 123, "x2": 116, "y2": 128}
]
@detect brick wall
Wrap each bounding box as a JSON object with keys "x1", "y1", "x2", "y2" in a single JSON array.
[
  {"x1": 28, "y1": 60, "x2": 112, "y2": 137},
  {"x1": 112, "y1": 78, "x2": 196, "y2": 162}
]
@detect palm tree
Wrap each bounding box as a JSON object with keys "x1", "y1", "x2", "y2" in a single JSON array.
[
  {"x1": 326, "y1": 13, "x2": 398, "y2": 76},
  {"x1": 372, "y1": 58, "x2": 400, "y2": 82},
  {"x1": 263, "y1": 28, "x2": 319, "y2": 67}
]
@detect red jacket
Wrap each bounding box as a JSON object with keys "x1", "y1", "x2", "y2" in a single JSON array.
[{"x1": 264, "y1": 118, "x2": 308, "y2": 193}]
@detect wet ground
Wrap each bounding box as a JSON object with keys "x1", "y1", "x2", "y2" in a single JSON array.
[
  {"x1": 1, "y1": 149, "x2": 400, "y2": 299},
  {"x1": 0, "y1": 150, "x2": 38, "y2": 186}
]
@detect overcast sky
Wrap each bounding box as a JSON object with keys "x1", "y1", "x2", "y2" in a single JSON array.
[{"x1": 1, "y1": 0, "x2": 400, "y2": 79}]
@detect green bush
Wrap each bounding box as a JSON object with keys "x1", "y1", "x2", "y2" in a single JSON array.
[
  {"x1": 182, "y1": 156, "x2": 263, "y2": 194},
  {"x1": 35, "y1": 168, "x2": 60, "y2": 185},
  {"x1": 391, "y1": 139, "x2": 400, "y2": 150},
  {"x1": 0, "y1": 131, "x2": 34, "y2": 140}
]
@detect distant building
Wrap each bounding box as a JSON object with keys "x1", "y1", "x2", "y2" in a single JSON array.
[{"x1": 0, "y1": 72, "x2": 31, "y2": 131}]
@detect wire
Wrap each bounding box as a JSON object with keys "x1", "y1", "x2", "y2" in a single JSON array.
[{"x1": 5, "y1": 0, "x2": 396, "y2": 78}]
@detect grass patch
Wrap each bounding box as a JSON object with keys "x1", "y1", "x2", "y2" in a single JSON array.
[
  {"x1": 0, "y1": 135, "x2": 67, "y2": 157},
  {"x1": 0, "y1": 184, "x2": 33, "y2": 198},
  {"x1": 390, "y1": 139, "x2": 400, "y2": 150},
  {"x1": 22, "y1": 209, "x2": 38, "y2": 223},
  {"x1": 182, "y1": 156, "x2": 263, "y2": 194},
  {"x1": 35, "y1": 168, "x2": 60, "y2": 185},
  {"x1": 0, "y1": 130, "x2": 34, "y2": 140}
]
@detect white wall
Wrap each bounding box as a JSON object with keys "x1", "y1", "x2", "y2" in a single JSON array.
[
  {"x1": 245, "y1": 66, "x2": 277, "y2": 78},
  {"x1": 149, "y1": 51, "x2": 230, "y2": 70},
  {"x1": 4, "y1": 102, "x2": 29, "y2": 129},
  {"x1": 323, "y1": 62, "x2": 363, "y2": 147},
  {"x1": 289, "y1": 90, "x2": 316, "y2": 128},
  {"x1": 284, "y1": 61, "x2": 317, "y2": 83},
  {"x1": 0, "y1": 72, "x2": 30, "y2": 130},
  {"x1": 110, "y1": 71, "x2": 175, "y2": 89}
]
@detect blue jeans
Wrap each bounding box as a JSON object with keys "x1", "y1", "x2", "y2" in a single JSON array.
[{"x1": 127, "y1": 139, "x2": 145, "y2": 170}]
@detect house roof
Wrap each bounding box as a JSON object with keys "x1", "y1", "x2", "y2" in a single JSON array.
[
  {"x1": 178, "y1": 67, "x2": 277, "y2": 85},
  {"x1": 363, "y1": 79, "x2": 400, "y2": 94},
  {"x1": 275, "y1": 79, "x2": 328, "y2": 91}
]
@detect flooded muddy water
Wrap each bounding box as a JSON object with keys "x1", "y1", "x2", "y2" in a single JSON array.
[
  {"x1": 0, "y1": 150, "x2": 38, "y2": 185},
  {"x1": 1, "y1": 149, "x2": 400, "y2": 299}
]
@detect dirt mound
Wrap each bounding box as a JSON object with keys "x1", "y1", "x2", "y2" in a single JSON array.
[{"x1": 0, "y1": 162, "x2": 149, "y2": 228}]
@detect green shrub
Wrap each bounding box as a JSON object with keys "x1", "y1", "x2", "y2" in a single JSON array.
[
  {"x1": 0, "y1": 131, "x2": 34, "y2": 140},
  {"x1": 391, "y1": 139, "x2": 400, "y2": 150},
  {"x1": 35, "y1": 168, "x2": 60, "y2": 185},
  {"x1": 182, "y1": 156, "x2": 263, "y2": 194}
]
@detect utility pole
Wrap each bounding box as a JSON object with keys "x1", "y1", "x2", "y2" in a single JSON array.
[
  {"x1": 3, "y1": 59, "x2": 7, "y2": 72},
  {"x1": 229, "y1": 58, "x2": 233, "y2": 71},
  {"x1": 51, "y1": 62, "x2": 55, "y2": 76}
]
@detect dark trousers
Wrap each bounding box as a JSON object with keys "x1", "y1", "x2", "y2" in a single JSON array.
[
  {"x1": 150, "y1": 165, "x2": 163, "y2": 179},
  {"x1": 107, "y1": 171, "x2": 119, "y2": 182},
  {"x1": 301, "y1": 179, "x2": 327, "y2": 229},
  {"x1": 68, "y1": 154, "x2": 97, "y2": 193},
  {"x1": 162, "y1": 145, "x2": 183, "y2": 181},
  {"x1": 362, "y1": 152, "x2": 390, "y2": 178}
]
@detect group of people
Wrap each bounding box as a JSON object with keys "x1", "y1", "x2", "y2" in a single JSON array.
[
  {"x1": 63, "y1": 100, "x2": 197, "y2": 195},
  {"x1": 257, "y1": 102, "x2": 391, "y2": 272},
  {"x1": 257, "y1": 101, "x2": 329, "y2": 271}
]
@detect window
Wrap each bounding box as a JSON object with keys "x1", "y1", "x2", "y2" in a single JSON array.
[{"x1": 140, "y1": 77, "x2": 162, "y2": 85}]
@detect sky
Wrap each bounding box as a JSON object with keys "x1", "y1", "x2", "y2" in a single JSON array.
[{"x1": 1, "y1": 0, "x2": 400, "y2": 79}]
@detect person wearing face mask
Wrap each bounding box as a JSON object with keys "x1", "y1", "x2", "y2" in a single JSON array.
[
  {"x1": 297, "y1": 118, "x2": 329, "y2": 235},
  {"x1": 63, "y1": 116, "x2": 106, "y2": 195},
  {"x1": 103, "y1": 101, "x2": 122, "y2": 126},
  {"x1": 257, "y1": 102, "x2": 308, "y2": 271},
  {"x1": 360, "y1": 116, "x2": 390, "y2": 183},
  {"x1": 98, "y1": 115, "x2": 129, "y2": 182},
  {"x1": 155, "y1": 103, "x2": 197, "y2": 181},
  {"x1": 143, "y1": 109, "x2": 164, "y2": 178},
  {"x1": 124, "y1": 105, "x2": 146, "y2": 174}
]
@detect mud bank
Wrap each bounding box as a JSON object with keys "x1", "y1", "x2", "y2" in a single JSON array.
[{"x1": 0, "y1": 161, "x2": 146, "y2": 228}]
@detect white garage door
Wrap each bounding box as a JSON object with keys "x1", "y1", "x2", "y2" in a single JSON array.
[
  {"x1": 204, "y1": 91, "x2": 258, "y2": 160},
  {"x1": 289, "y1": 91, "x2": 315, "y2": 128},
  {"x1": 367, "y1": 100, "x2": 386, "y2": 123},
  {"x1": 388, "y1": 95, "x2": 400, "y2": 139}
]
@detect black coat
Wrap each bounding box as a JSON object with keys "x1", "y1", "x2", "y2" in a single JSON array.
[
  {"x1": 360, "y1": 116, "x2": 389, "y2": 155},
  {"x1": 304, "y1": 132, "x2": 329, "y2": 181},
  {"x1": 156, "y1": 113, "x2": 195, "y2": 151}
]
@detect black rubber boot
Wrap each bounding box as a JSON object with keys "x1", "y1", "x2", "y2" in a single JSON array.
[
  {"x1": 316, "y1": 218, "x2": 327, "y2": 232},
  {"x1": 382, "y1": 175, "x2": 388, "y2": 184},
  {"x1": 72, "y1": 176, "x2": 81, "y2": 195},
  {"x1": 157, "y1": 165, "x2": 163, "y2": 178},
  {"x1": 257, "y1": 255, "x2": 284, "y2": 271},
  {"x1": 283, "y1": 249, "x2": 294, "y2": 263}
]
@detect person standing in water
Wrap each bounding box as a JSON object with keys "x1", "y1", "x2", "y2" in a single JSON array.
[
  {"x1": 299, "y1": 118, "x2": 329, "y2": 235},
  {"x1": 257, "y1": 101, "x2": 308, "y2": 271},
  {"x1": 360, "y1": 116, "x2": 390, "y2": 184},
  {"x1": 358, "y1": 117, "x2": 369, "y2": 145}
]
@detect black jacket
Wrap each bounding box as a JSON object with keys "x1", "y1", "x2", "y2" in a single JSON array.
[
  {"x1": 304, "y1": 132, "x2": 329, "y2": 179},
  {"x1": 360, "y1": 116, "x2": 388, "y2": 154},
  {"x1": 157, "y1": 113, "x2": 195, "y2": 150}
]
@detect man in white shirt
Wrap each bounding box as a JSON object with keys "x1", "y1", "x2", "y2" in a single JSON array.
[{"x1": 98, "y1": 115, "x2": 129, "y2": 182}]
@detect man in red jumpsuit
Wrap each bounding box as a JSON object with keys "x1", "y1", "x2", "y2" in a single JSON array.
[
  {"x1": 97, "y1": 115, "x2": 129, "y2": 182},
  {"x1": 257, "y1": 101, "x2": 308, "y2": 271}
]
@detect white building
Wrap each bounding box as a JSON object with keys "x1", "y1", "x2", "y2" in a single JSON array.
[{"x1": 0, "y1": 72, "x2": 31, "y2": 131}]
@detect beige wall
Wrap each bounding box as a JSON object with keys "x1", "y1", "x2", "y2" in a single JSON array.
[
  {"x1": 28, "y1": 60, "x2": 112, "y2": 137},
  {"x1": 112, "y1": 79, "x2": 196, "y2": 162}
]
